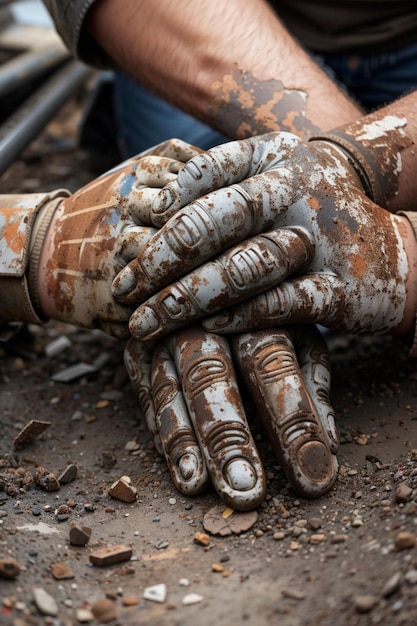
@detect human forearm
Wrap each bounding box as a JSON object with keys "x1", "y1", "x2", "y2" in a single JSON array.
[{"x1": 85, "y1": 0, "x2": 361, "y2": 140}]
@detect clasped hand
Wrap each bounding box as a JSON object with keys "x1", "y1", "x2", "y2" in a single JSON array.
[{"x1": 112, "y1": 131, "x2": 410, "y2": 340}]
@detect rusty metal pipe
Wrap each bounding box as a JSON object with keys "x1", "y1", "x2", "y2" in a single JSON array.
[{"x1": 0, "y1": 60, "x2": 90, "y2": 175}]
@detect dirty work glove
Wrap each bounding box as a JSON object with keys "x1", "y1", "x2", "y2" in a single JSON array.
[
  {"x1": 0, "y1": 139, "x2": 200, "y2": 338},
  {"x1": 110, "y1": 114, "x2": 415, "y2": 341},
  {"x1": 125, "y1": 323, "x2": 337, "y2": 505}
]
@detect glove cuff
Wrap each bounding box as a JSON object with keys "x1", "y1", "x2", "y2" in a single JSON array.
[
  {"x1": 311, "y1": 114, "x2": 411, "y2": 208},
  {"x1": 0, "y1": 191, "x2": 69, "y2": 328}
]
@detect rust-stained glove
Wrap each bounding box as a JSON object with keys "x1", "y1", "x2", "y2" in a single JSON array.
[
  {"x1": 0, "y1": 139, "x2": 199, "y2": 337},
  {"x1": 125, "y1": 323, "x2": 337, "y2": 504},
  {"x1": 111, "y1": 114, "x2": 413, "y2": 341},
  {"x1": 36, "y1": 140, "x2": 200, "y2": 338}
]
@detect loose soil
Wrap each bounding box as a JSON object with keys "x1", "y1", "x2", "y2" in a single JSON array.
[{"x1": 1, "y1": 91, "x2": 417, "y2": 626}]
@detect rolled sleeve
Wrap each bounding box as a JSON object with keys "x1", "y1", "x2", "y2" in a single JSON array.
[{"x1": 42, "y1": 0, "x2": 114, "y2": 68}]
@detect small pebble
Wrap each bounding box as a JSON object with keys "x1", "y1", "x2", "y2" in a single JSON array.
[
  {"x1": 381, "y1": 572, "x2": 402, "y2": 598},
  {"x1": 33, "y1": 587, "x2": 58, "y2": 616},
  {"x1": 394, "y1": 531, "x2": 416, "y2": 551},
  {"x1": 307, "y1": 517, "x2": 322, "y2": 530},
  {"x1": 282, "y1": 588, "x2": 306, "y2": 600},
  {"x1": 194, "y1": 532, "x2": 210, "y2": 547},
  {"x1": 75, "y1": 607, "x2": 94, "y2": 622},
  {"x1": 354, "y1": 594, "x2": 377, "y2": 614},
  {"x1": 91, "y1": 598, "x2": 117, "y2": 623},
  {"x1": 0, "y1": 557, "x2": 20, "y2": 579},
  {"x1": 182, "y1": 593, "x2": 204, "y2": 606},
  {"x1": 51, "y1": 562, "x2": 75, "y2": 580}
]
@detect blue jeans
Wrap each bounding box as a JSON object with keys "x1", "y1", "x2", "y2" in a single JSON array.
[{"x1": 114, "y1": 42, "x2": 417, "y2": 157}]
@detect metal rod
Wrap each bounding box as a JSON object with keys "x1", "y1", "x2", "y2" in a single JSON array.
[
  {"x1": 0, "y1": 44, "x2": 70, "y2": 98},
  {"x1": 0, "y1": 60, "x2": 90, "y2": 176}
]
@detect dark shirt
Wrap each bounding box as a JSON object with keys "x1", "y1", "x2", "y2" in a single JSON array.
[{"x1": 274, "y1": 1, "x2": 417, "y2": 53}]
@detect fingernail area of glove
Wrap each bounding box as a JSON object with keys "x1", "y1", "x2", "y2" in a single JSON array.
[
  {"x1": 112, "y1": 266, "x2": 137, "y2": 298},
  {"x1": 171, "y1": 452, "x2": 208, "y2": 495},
  {"x1": 294, "y1": 441, "x2": 338, "y2": 497},
  {"x1": 220, "y1": 458, "x2": 266, "y2": 510},
  {"x1": 152, "y1": 188, "x2": 175, "y2": 214},
  {"x1": 129, "y1": 306, "x2": 161, "y2": 339}
]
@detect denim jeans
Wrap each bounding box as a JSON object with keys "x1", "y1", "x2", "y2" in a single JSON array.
[{"x1": 114, "y1": 42, "x2": 417, "y2": 157}]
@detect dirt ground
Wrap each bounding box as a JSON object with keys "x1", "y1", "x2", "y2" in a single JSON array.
[{"x1": 2, "y1": 88, "x2": 417, "y2": 626}]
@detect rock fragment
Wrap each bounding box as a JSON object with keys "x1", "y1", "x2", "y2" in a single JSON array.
[
  {"x1": 108, "y1": 476, "x2": 137, "y2": 503},
  {"x1": 33, "y1": 466, "x2": 60, "y2": 492},
  {"x1": 69, "y1": 524, "x2": 92, "y2": 546}
]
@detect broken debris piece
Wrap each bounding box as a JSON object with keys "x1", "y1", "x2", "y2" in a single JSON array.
[
  {"x1": 89, "y1": 544, "x2": 132, "y2": 567},
  {"x1": 51, "y1": 362, "x2": 97, "y2": 383},
  {"x1": 58, "y1": 463, "x2": 78, "y2": 484},
  {"x1": 143, "y1": 583, "x2": 167, "y2": 603},
  {"x1": 44, "y1": 335, "x2": 72, "y2": 357},
  {"x1": 203, "y1": 504, "x2": 258, "y2": 536},
  {"x1": 13, "y1": 419, "x2": 51, "y2": 450}
]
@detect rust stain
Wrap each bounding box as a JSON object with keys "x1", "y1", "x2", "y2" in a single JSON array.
[
  {"x1": 348, "y1": 252, "x2": 367, "y2": 279},
  {"x1": 4, "y1": 221, "x2": 24, "y2": 254}
]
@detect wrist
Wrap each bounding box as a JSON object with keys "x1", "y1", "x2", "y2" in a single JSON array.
[
  {"x1": 0, "y1": 192, "x2": 67, "y2": 326},
  {"x1": 311, "y1": 113, "x2": 412, "y2": 208}
]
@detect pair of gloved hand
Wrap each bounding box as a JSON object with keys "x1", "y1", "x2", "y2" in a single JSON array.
[
  {"x1": 32, "y1": 139, "x2": 335, "y2": 510},
  {"x1": 34, "y1": 111, "x2": 417, "y2": 511}
]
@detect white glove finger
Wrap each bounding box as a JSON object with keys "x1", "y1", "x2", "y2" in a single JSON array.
[
  {"x1": 128, "y1": 227, "x2": 313, "y2": 341},
  {"x1": 133, "y1": 156, "x2": 182, "y2": 187},
  {"x1": 113, "y1": 168, "x2": 296, "y2": 304},
  {"x1": 151, "y1": 341, "x2": 209, "y2": 496},
  {"x1": 167, "y1": 326, "x2": 266, "y2": 510},
  {"x1": 149, "y1": 132, "x2": 301, "y2": 225},
  {"x1": 288, "y1": 325, "x2": 338, "y2": 453},
  {"x1": 231, "y1": 330, "x2": 338, "y2": 497},
  {"x1": 127, "y1": 188, "x2": 168, "y2": 225},
  {"x1": 202, "y1": 275, "x2": 343, "y2": 333},
  {"x1": 118, "y1": 226, "x2": 157, "y2": 263},
  {"x1": 124, "y1": 338, "x2": 163, "y2": 454},
  {"x1": 141, "y1": 137, "x2": 203, "y2": 162}
]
